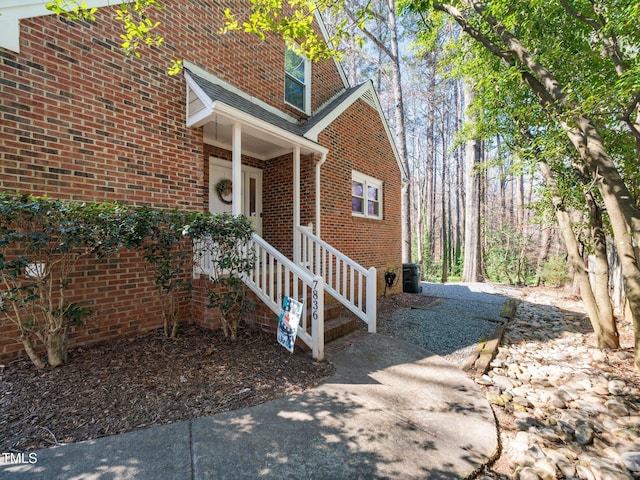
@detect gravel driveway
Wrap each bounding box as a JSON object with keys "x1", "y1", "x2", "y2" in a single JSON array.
[{"x1": 378, "y1": 282, "x2": 512, "y2": 367}]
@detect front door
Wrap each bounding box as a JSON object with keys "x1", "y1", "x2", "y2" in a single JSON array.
[{"x1": 209, "y1": 158, "x2": 262, "y2": 235}]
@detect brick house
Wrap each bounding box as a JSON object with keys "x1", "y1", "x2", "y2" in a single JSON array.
[{"x1": 0, "y1": 1, "x2": 406, "y2": 362}]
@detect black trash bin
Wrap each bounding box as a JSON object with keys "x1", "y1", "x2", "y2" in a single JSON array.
[{"x1": 402, "y1": 263, "x2": 421, "y2": 293}]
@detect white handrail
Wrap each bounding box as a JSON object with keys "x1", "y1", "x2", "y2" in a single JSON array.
[
  {"x1": 296, "y1": 226, "x2": 376, "y2": 333},
  {"x1": 194, "y1": 233, "x2": 325, "y2": 360}
]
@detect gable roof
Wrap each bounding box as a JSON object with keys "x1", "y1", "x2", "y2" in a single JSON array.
[
  {"x1": 186, "y1": 64, "x2": 407, "y2": 180},
  {"x1": 308, "y1": 81, "x2": 408, "y2": 181},
  {"x1": 187, "y1": 69, "x2": 307, "y2": 138},
  {"x1": 185, "y1": 63, "x2": 327, "y2": 159}
]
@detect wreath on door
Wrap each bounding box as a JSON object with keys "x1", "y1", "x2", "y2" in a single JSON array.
[{"x1": 215, "y1": 178, "x2": 233, "y2": 205}]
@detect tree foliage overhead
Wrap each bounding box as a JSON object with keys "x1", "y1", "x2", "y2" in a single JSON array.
[{"x1": 398, "y1": 0, "x2": 640, "y2": 366}]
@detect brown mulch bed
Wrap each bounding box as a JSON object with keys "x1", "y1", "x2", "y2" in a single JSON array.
[
  {"x1": 0, "y1": 292, "x2": 442, "y2": 454},
  {"x1": 0, "y1": 324, "x2": 334, "y2": 453}
]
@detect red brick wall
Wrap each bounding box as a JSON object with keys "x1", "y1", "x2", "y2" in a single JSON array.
[
  {"x1": 260, "y1": 153, "x2": 317, "y2": 259},
  {"x1": 1, "y1": 1, "x2": 343, "y2": 207},
  {"x1": 300, "y1": 155, "x2": 317, "y2": 228},
  {"x1": 0, "y1": 249, "x2": 193, "y2": 362},
  {"x1": 317, "y1": 99, "x2": 403, "y2": 294},
  {"x1": 150, "y1": 0, "x2": 345, "y2": 118},
  {"x1": 262, "y1": 154, "x2": 294, "y2": 257},
  {"x1": 0, "y1": 6, "x2": 200, "y2": 361},
  {"x1": 0, "y1": 1, "x2": 398, "y2": 362}
]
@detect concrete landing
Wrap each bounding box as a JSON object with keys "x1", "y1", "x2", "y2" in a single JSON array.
[{"x1": 1, "y1": 334, "x2": 498, "y2": 479}]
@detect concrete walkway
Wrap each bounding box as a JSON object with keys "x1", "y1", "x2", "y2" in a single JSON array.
[{"x1": 1, "y1": 289, "x2": 501, "y2": 479}]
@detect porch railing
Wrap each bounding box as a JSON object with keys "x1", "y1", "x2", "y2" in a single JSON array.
[
  {"x1": 194, "y1": 234, "x2": 326, "y2": 361},
  {"x1": 296, "y1": 226, "x2": 376, "y2": 333}
]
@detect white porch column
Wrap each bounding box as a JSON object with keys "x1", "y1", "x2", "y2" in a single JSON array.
[
  {"x1": 293, "y1": 146, "x2": 301, "y2": 264},
  {"x1": 231, "y1": 123, "x2": 242, "y2": 216},
  {"x1": 315, "y1": 153, "x2": 326, "y2": 238},
  {"x1": 314, "y1": 153, "x2": 326, "y2": 276}
]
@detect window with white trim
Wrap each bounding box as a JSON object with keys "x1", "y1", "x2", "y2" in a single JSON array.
[
  {"x1": 284, "y1": 47, "x2": 310, "y2": 114},
  {"x1": 352, "y1": 171, "x2": 383, "y2": 219}
]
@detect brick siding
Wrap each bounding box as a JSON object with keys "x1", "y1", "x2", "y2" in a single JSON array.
[
  {"x1": 318, "y1": 99, "x2": 404, "y2": 294},
  {"x1": 0, "y1": 1, "x2": 400, "y2": 362}
]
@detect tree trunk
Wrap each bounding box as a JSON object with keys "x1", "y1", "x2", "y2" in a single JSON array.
[
  {"x1": 441, "y1": 136, "x2": 448, "y2": 283},
  {"x1": 20, "y1": 335, "x2": 45, "y2": 369},
  {"x1": 385, "y1": 0, "x2": 411, "y2": 263},
  {"x1": 562, "y1": 117, "x2": 640, "y2": 364},
  {"x1": 46, "y1": 329, "x2": 67, "y2": 368},
  {"x1": 441, "y1": 209, "x2": 448, "y2": 282},
  {"x1": 342, "y1": 0, "x2": 411, "y2": 261},
  {"x1": 416, "y1": 180, "x2": 424, "y2": 267},
  {"x1": 516, "y1": 169, "x2": 524, "y2": 230},
  {"x1": 462, "y1": 82, "x2": 484, "y2": 282},
  {"x1": 441, "y1": 0, "x2": 640, "y2": 367},
  {"x1": 170, "y1": 315, "x2": 179, "y2": 339},
  {"x1": 536, "y1": 226, "x2": 552, "y2": 285},
  {"x1": 427, "y1": 148, "x2": 436, "y2": 258},
  {"x1": 539, "y1": 160, "x2": 616, "y2": 349},
  {"x1": 221, "y1": 318, "x2": 231, "y2": 339},
  {"x1": 586, "y1": 192, "x2": 620, "y2": 348}
]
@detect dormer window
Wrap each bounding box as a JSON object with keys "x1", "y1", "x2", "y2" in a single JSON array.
[{"x1": 285, "y1": 47, "x2": 310, "y2": 114}]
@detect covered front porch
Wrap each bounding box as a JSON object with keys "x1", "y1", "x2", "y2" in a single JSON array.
[{"x1": 185, "y1": 64, "x2": 376, "y2": 360}]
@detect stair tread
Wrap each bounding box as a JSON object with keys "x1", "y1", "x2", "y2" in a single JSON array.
[
  {"x1": 303, "y1": 302, "x2": 342, "y2": 321},
  {"x1": 322, "y1": 315, "x2": 357, "y2": 344},
  {"x1": 324, "y1": 316, "x2": 357, "y2": 327}
]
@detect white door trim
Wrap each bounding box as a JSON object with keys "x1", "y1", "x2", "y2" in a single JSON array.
[{"x1": 209, "y1": 157, "x2": 262, "y2": 235}]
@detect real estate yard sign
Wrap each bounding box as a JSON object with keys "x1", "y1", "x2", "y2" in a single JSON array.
[{"x1": 277, "y1": 296, "x2": 303, "y2": 353}]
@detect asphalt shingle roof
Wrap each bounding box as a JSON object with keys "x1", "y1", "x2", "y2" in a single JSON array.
[{"x1": 187, "y1": 69, "x2": 362, "y2": 138}]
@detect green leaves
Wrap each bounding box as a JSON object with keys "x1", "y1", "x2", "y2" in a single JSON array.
[
  {"x1": 221, "y1": 0, "x2": 343, "y2": 61},
  {"x1": 167, "y1": 59, "x2": 183, "y2": 77},
  {"x1": 115, "y1": 2, "x2": 164, "y2": 58},
  {"x1": 410, "y1": 0, "x2": 640, "y2": 202},
  {"x1": 46, "y1": 0, "x2": 98, "y2": 21},
  {"x1": 185, "y1": 212, "x2": 256, "y2": 340},
  {"x1": 53, "y1": 302, "x2": 91, "y2": 327},
  {"x1": 0, "y1": 193, "x2": 257, "y2": 355}
]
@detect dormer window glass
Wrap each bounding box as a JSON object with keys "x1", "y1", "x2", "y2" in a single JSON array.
[{"x1": 285, "y1": 47, "x2": 310, "y2": 113}]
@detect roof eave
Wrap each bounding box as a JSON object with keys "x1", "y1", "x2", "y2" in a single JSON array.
[
  {"x1": 185, "y1": 71, "x2": 328, "y2": 158},
  {"x1": 304, "y1": 81, "x2": 408, "y2": 181}
]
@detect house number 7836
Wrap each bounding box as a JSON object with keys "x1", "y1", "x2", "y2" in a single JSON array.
[{"x1": 312, "y1": 280, "x2": 319, "y2": 321}]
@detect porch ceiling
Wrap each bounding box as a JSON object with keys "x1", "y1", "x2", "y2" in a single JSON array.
[{"x1": 201, "y1": 112, "x2": 305, "y2": 160}]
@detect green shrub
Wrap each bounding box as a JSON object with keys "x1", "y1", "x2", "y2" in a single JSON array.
[
  {"x1": 129, "y1": 208, "x2": 194, "y2": 339},
  {"x1": 539, "y1": 254, "x2": 571, "y2": 287},
  {"x1": 185, "y1": 213, "x2": 256, "y2": 341},
  {"x1": 0, "y1": 193, "x2": 256, "y2": 367},
  {"x1": 484, "y1": 225, "x2": 536, "y2": 285},
  {"x1": 0, "y1": 194, "x2": 104, "y2": 368}
]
